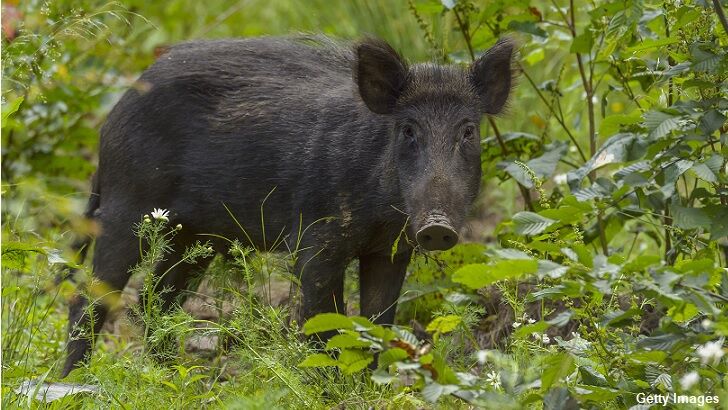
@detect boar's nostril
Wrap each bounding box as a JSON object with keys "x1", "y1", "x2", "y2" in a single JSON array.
[{"x1": 416, "y1": 223, "x2": 458, "y2": 251}]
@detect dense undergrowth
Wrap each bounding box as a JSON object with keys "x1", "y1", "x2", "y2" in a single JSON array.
[{"x1": 2, "y1": 0, "x2": 728, "y2": 408}]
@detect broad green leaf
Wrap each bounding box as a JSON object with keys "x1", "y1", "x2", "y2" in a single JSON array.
[
  {"x1": 501, "y1": 143, "x2": 567, "y2": 188},
  {"x1": 298, "y1": 353, "x2": 337, "y2": 368},
  {"x1": 542, "y1": 354, "x2": 575, "y2": 390},
  {"x1": 338, "y1": 349, "x2": 372, "y2": 374},
  {"x1": 452, "y1": 260, "x2": 538, "y2": 289},
  {"x1": 599, "y1": 111, "x2": 642, "y2": 137},
  {"x1": 512, "y1": 212, "x2": 556, "y2": 235},
  {"x1": 644, "y1": 110, "x2": 681, "y2": 139},
  {"x1": 700, "y1": 110, "x2": 726, "y2": 134},
  {"x1": 625, "y1": 37, "x2": 678, "y2": 52},
  {"x1": 303, "y1": 313, "x2": 353, "y2": 335},
  {"x1": 570, "y1": 32, "x2": 593, "y2": 53},
  {"x1": 378, "y1": 347, "x2": 409, "y2": 368},
  {"x1": 325, "y1": 333, "x2": 371, "y2": 350},
  {"x1": 691, "y1": 163, "x2": 717, "y2": 183},
  {"x1": 567, "y1": 133, "x2": 637, "y2": 185},
  {"x1": 670, "y1": 204, "x2": 710, "y2": 230},
  {"x1": 426, "y1": 315, "x2": 462, "y2": 334},
  {"x1": 421, "y1": 382, "x2": 459, "y2": 403}
]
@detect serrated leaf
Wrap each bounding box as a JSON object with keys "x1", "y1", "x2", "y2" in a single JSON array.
[
  {"x1": 512, "y1": 212, "x2": 556, "y2": 235},
  {"x1": 338, "y1": 349, "x2": 373, "y2": 374},
  {"x1": 613, "y1": 161, "x2": 651, "y2": 179},
  {"x1": 700, "y1": 110, "x2": 727, "y2": 134},
  {"x1": 644, "y1": 110, "x2": 681, "y2": 139},
  {"x1": 670, "y1": 205, "x2": 710, "y2": 230},
  {"x1": 452, "y1": 260, "x2": 538, "y2": 289},
  {"x1": 691, "y1": 163, "x2": 717, "y2": 183},
  {"x1": 567, "y1": 133, "x2": 637, "y2": 186},
  {"x1": 303, "y1": 313, "x2": 353, "y2": 335},
  {"x1": 501, "y1": 143, "x2": 567, "y2": 188},
  {"x1": 298, "y1": 353, "x2": 338, "y2": 368}
]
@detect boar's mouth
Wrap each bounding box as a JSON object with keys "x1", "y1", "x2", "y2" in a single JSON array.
[{"x1": 415, "y1": 213, "x2": 458, "y2": 251}]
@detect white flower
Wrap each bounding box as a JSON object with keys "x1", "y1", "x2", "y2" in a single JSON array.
[
  {"x1": 476, "y1": 350, "x2": 488, "y2": 364},
  {"x1": 527, "y1": 318, "x2": 536, "y2": 324},
  {"x1": 697, "y1": 339, "x2": 725, "y2": 365},
  {"x1": 151, "y1": 208, "x2": 169, "y2": 222},
  {"x1": 701, "y1": 319, "x2": 713, "y2": 329},
  {"x1": 532, "y1": 332, "x2": 550, "y2": 344},
  {"x1": 553, "y1": 173, "x2": 568, "y2": 185},
  {"x1": 512, "y1": 321, "x2": 522, "y2": 329},
  {"x1": 485, "y1": 371, "x2": 501, "y2": 390},
  {"x1": 680, "y1": 371, "x2": 700, "y2": 390}
]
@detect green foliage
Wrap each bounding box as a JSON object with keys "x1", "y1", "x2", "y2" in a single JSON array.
[{"x1": 3, "y1": 0, "x2": 728, "y2": 408}]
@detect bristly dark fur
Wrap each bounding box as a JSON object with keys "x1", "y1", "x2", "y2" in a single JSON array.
[{"x1": 61, "y1": 35, "x2": 517, "y2": 377}]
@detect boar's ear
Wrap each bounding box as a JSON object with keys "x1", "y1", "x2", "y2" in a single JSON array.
[
  {"x1": 470, "y1": 38, "x2": 516, "y2": 115},
  {"x1": 355, "y1": 38, "x2": 408, "y2": 114}
]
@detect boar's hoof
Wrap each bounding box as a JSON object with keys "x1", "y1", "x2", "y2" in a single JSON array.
[{"x1": 416, "y1": 223, "x2": 458, "y2": 251}]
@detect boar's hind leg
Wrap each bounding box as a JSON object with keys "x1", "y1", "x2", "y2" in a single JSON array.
[
  {"x1": 359, "y1": 251, "x2": 412, "y2": 325},
  {"x1": 62, "y1": 226, "x2": 138, "y2": 377}
]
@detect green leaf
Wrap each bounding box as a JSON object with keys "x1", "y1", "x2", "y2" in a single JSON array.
[
  {"x1": 501, "y1": 143, "x2": 567, "y2": 188},
  {"x1": 691, "y1": 163, "x2": 717, "y2": 183},
  {"x1": 644, "y1": 110, "x2": 681, "y2": 139},
  {"x1": 426, "y1": 315, "x2": 462, "y2": 334},
  {"x1": 670, "y1": 204, "x2": 710, "y2": 230},
  {"x1": 508, "y1": 20, "x2": 547, "y2": 38},
  {"x1": 2, "y1": 96, "x2": 24, "y2": 122},
  {"x1": 567, "y1": 133, "x2": 637, "y2": 185},
  {"x1": 512, "y1": 212, "x2": 557, "y2": 235},
  {"x1": 325, "y1": 333, "x2": 371, "y2": 350},
  {"x1": 298, "y1": 353, "x2": 338, "y2": 368},
  {"x1": 338, "y1": 349, "x2": 373, "y2": 374},
  {"x1": 421, "y1": 383, "x2": 459, "y2": 403},
  {"x1": 541, "y1": 354, "x2": 575, "y2": 390},
  {"x1": 513, "y1": 321, "x2": 550, "y2": 339},
  {"x1": 598, "y1": 111, "x2": 642, "y2": 137},
  {"x1": 570, "y1": 32, "x2": 593, "y2": 53},
  {"x1": 303, "y1": 313, "x2": 353, "y2": 335},
  {"x1": 378, "y1": 347, "x2": 409, "y2": 368},
  {"x1": 625, "y1": 37, "x2": 679, "y2": 52},
  {"x1": 452, "y1": 260, "x2": 538, "y2": 289},
  {"x1": 544, "y1": 387, "x2": 578, "y2": 410},
  {"x1": 700, "y1": 110, "x2": 726, "y2": 135}
]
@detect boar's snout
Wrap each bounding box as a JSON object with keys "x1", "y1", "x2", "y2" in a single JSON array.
[{"x1": 416, "y1": 215, "x2": 458, "y2": 251}]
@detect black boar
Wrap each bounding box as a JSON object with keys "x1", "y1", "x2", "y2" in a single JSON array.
[{"x1": 62, "y1": 36, "x2": 514, "y2": 376}]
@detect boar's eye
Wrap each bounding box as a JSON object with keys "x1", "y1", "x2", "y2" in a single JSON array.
[
  {"x1": 461, "y1": 125, "x2": 476, "y2": 142},
  {"x1": 402, "y1": 124, "x2": 416, "y2": 143}
]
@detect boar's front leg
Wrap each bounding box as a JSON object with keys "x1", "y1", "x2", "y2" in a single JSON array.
[
  {"x1": 296, "y1": 247, "x2": 348, "y2": 328},
  {"x1": 359, "y1": 250, "x2": 411, "y2": 325}
]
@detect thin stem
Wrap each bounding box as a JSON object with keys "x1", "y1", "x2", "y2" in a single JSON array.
[
  {"x1": 519, "y1": 65, "x2": 588, "y2": 162},
  {"x1": 713, "y1": 0, "x2": 728, "y2": 36}
]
